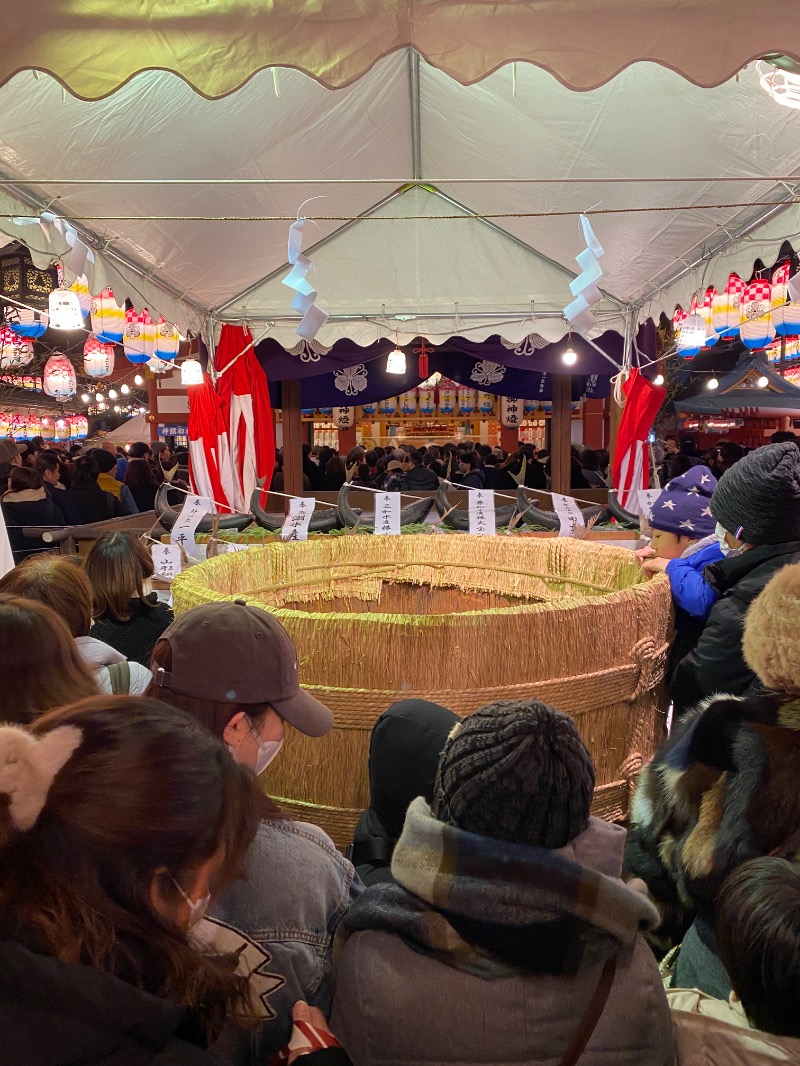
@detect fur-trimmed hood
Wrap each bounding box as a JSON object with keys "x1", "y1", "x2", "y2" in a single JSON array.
[{"x1": 743, "y1": 559, "x2": 800, "y2": 694}]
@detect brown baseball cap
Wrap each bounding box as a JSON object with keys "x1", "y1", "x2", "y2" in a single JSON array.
[
  {"x1": 152, "y1": 600, "x2": 334, "y2": 737},
  {"x1": 387, "y1": 460, "x2": 403, "y2": 471},
  {"x1": 0, "y1": 438, "x2": 25, "y2": 465}
]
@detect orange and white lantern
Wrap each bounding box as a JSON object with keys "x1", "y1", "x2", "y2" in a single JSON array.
[
  {"x1": 83, "y1": 335, "x2": 116, "y2": 378},
  {"x1": 43, "y1": 353, "x2": 77, "y2": 400},
  {"x1": 740, "y1": 280, "x2": 776, "y2": 350},
  {"x1": 91, "y1": 288, "x2": 126, "y2": 344}
]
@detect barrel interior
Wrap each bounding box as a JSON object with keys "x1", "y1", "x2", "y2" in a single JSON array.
[{"x1": 283, "y1": 581, "x2": 532, "y2": 615}]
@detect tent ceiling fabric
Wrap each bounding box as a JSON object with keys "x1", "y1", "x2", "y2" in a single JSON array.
[
  {"x1": 0, "y1": 52, "x2": 798, "y2": 342},
  {"x1": 2, "y1": 1, "x2": 800, "y2": 98}
]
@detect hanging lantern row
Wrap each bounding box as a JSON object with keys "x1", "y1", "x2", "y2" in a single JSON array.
[
  {"x1": 307, "y1": 386, "x2": 543, "y2": 421},
  {"x1": 0, "y1": 413, "x2": 88, "y2": 441},
  {"x1": 673, "y1": 262, "x2": 800, "y2": 357},
  {"x1": 0, "y1": 372, "x2": 43, "y2": 392},
  {"x1": 4, "y1": 281, "x2": 183, "y2": 371}
]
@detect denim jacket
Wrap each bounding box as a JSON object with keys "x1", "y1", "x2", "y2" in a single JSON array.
[{"x1": 212, "y1": 818, "x2": 362, "y2": 1060}]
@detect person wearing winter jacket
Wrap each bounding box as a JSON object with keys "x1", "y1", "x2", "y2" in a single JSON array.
[
  {"x1": 332, "y1": 701, "x2": 674, "y2": 1066},
  {"x1": 0, "y1": 696, "x2": 350, "y2": 1065},
  {"x1": 625, "y1": 559, "x2": 800, "y2": 999},
  {"x1": 148, "y1": 602, "x2": 363, "y2": 1061},
  {"x1": 669, "y1": 442, "x2": 800, "y2": 718},
  {"x1": 400, "y1": 452, "x2": 440, "y2": 491},
  {"x1": 456, "y1": 450, "x2": 485, "y2": 489},
  {"x1": 89, "y1": 447, "x2": 139, "y2": 515},
  {"x1": 0, "y1": 556, "x2": 151, "y2": 695},
  {"x1": 34, "y1": 452, "x2": 81, "y2": 524},
  {"x1": 67, "y1": 456, "x2": 124, "y2": 524},
  {"x1": 1, "y1": 465, "x2": 63, "y2": 563},
  {"x1": 350, "y1": 699, "x2": 459, "y2": 886},
  {"x1": 668, "y1": 857, "x2": 800, "y2": 1064}
]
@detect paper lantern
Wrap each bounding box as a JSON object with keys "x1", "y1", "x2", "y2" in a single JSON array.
[
  {"x1": 124, "y1": 309, "x2": 156, "y2": 365},
  {"x1": 0, "y1": 327, "x2": 33, "y2": 369},
  {"x1": 83, "y1": 336, "x2": 115, "y2": 378},
  {"x1": 672, "y1": 305, "x2": 688, "y2": 335},
  {"x1": 399, "y1": 389, "x2": 417, "y2": 415},
  {"x1": 154, "y1": 316, "x2": 180, "y2": 361},
  {"x1": 26, "y1": 415, "x2": 41, "y2": 439},
  {"x1": 69, "y1": 416, "x2": 79, "y2": 441},
  {"x1": 386, "y1": 348, "x2": 406, "y2": 375},
  {"x1": 71, "y1": 414, "x2": 88, "y2": 440},
  {"x1": 438, "y1": 383, "x2": 455, "y2": 415},
  {"x1": 740, "y1": 280, "x2": 776, "y2": 350},
  {"x1": 676, "y1": 298, "x2": 707, "y2": 358},
  {"x1": 500, "y1": 397, "x2": 523, "y2": 427},
  {"x1": 180, "y1": 358, "x2": 203, "y2": 386},
  {"x1": 418, "y1": 387, "x2": 435, "y2": 415},
  {"x1": 478, "y1": 391, "x2": 496, "y2": 414},
  {"x1": 301, "y1": 408, "x2": 316, "y2": 417},
  {"x1": 523, "y1": 399, "x2": 538, "y2": 414},
  {"x1": 0, "y1": 413, "x2": 9, "y2": 437},
  {"x1": 457, "y1": 387, "x2": 476, "y2": 415},
  {"x1": 712, "y1": 273, "x2": 746, "y2": 339},
  {"x1": 43, "y1": 353, "x2": 77, "y2": 400},
  {"x1": 48, "y1": 287, "x2": 83, "y2": 330},
  {"x1": 91, "y1": 289, "x2": 126, "y2": 344},
  {"x1": 54, "y1": 418, "x2": 70, "y2": 442},
  {"x1": 5, "y1": 306, "x2": 48, "y2": 339},
  {"x1": 771, "y1": 261, "x2": 800, "y2": 337},
  {"x1": 10, "y1": 414, "x2": 27, "y2": 439},
  {"x1": 39, "y1": 417, "x2": 55, "y2": 441},
  {"x1": 379, "y1": 396, "x2": 397, "y2": 415},
  {"x1": 697, "y1": 287, "x2": 719, "y2": 346},
  {"x1": 69, "y1": 274, "x2": 91, "y2": 316},
  {"x1": 333, "y1": 406, "x2": 354, "y2": 428},
  {"x1": 360, "y1": 402, "x2": 377, "y2": 416}
]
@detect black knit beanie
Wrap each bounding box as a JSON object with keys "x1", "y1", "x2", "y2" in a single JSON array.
[
  {"x1": 712, "y1": 442, "x2": 800, "y2": 545},
  {"x1": 431, "y1": 701, "x2": 595, "y2": 849}
]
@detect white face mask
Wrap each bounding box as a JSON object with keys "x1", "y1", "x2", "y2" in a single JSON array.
[
  {"x1": 171, "y1": 875, "x2": 210, "y2": 928},
  {"x1": 227, "y1": 715, "x2": 284, "y2": 776},
  {"x1": 715, "y1": 522, "x2": 744, "y2": 558}
]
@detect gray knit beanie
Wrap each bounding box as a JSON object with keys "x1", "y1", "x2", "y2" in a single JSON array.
[
  {"x1": 431, "y1": 701, "x2": 595, "y2": 849},
  {"x1": 712, "y1": 442, "x2": 800, "y2": 545}
]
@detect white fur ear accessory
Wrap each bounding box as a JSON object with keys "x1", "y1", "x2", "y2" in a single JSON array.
[{"x1": 0, "y1": 725, "x2": 83, "y2": 831}]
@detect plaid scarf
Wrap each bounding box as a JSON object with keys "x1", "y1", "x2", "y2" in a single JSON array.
[{"x1": 340, "y1": 798, "x2": 659, "y2": 978}]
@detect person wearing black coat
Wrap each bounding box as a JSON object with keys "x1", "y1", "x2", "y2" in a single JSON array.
[
  {"x1": 400, "y1": 453, "x2": 440, "y2": 491},
  {"x1": 350, "y1": 699, "x2": 459, "y2": 886},
  {"x1": 35, "y1": 452, "x2": 82, "y2": 524},
  {"x1": 67, "y1": 457, "x2": 123, "y2": 524},
  {"x1": 1, "y1": 466, "x2": 62, "y2": 562},
  {"x1": 670, "y1": 442, "x2": 800, "y2": 718}
]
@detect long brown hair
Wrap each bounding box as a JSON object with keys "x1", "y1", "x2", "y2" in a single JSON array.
[
  {"x1": 0, "y1": 696, "x2": 264, "y2": 1036},
  {"x1": 85, "y1": 531, "x2": 155, "y2": 622},
  {"x1": 124, "y1": 458, "x2": 160, "y2": 494},
  {"x1": 0, "y1": 595, "x2": 97, "y2": 723},
  {"x1": 148, "y1": 640, "x2": 282, "y2": 820},
  {"x1": 0, "y1": 555, "x2": 94, "y2": 638}
]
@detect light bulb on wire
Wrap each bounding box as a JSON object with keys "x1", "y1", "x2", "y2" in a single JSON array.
[
  {"x1": 653, "y1": 374, "x2": 665, "y2": 386},
  {"x1": 108, "y1": 388, "x2": 117, "y2": 399},
  {"x1": 706, "y1": 377, "x2": 719, "y2": 391},
  {"x1": 134, "y1": 374, "x2": 144, "y2": 386},
  {"x1": 81, "y1": 392, "x2": 90, "y2": 404},
  {"x1": 95, "y1": 392, "x2": 104, "y2": 403},
  {"x1": 757, "y1": 375, "x2": 769, "y2": 388},
  {"x1": 113, "y1": 405, "x2": 121, "y2": 413},
  {"x1": 120, "y1": 383, "x2": 130, "y2": 395},
  {"x1": 562, "y1": 345, "x2": 577, "y2": 366}
]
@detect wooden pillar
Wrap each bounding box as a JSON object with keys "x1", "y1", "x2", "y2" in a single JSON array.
[
  {"x1": 608, "y1": 393, "x2": 624, "y2": 469},
  {"x1": 338, "y1": 425, "x2": 357, "y2": 454},
  {"x1": 281, "y1": 380, "x2": 304, "y2": 506},
  {"x1": 582, "y1": 399, "x2": 605, "y2": 449},
  {"x1": 146, "y1": 376, "x2": 159, "y2": 443},
  {"x1": 500, "y1": 425, "x2": 519, "y2": 454},
  {"x1": 551, "y1": 374, "x2": 572, "y2": 495}
]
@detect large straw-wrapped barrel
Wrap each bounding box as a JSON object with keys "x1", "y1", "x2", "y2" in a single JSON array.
[{"x1": 172, "y1": 534, "x2": 672, "y2": 848}]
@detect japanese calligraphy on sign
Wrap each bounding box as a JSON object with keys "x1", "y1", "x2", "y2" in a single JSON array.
[
  {"x1": 280, "y1": 497, "x2": 316, "y2": 542},
  {"x1": 500, "y1": 396, "x2": 523, "y2": 427},
  {"x1": 468, "y1": 489, "x2": 496, "y2": 536},
  {"x1": 373, "y1": 492, "x2": 401, "y2": 536},
  {"x1": 551, "y1": 493, "x2": 585, "y2": 537},
  {"x1": 152, "y1": 543, "x2": 182, "y2": 582},
  {"x1": 637, "y1": 489, "x2": 663, "y2": 526},
  {"x1": 170, "y1": 494, "x2": 212, "y2": 557}
]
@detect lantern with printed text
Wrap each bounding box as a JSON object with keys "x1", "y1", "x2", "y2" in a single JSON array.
[
  {"x1": 91, "y1": 289, "x2": 126, "y2": 344},
  {"x1": 43, "y1": 353, "x2": 77, "y2": 400},
  {"x1": 360, "y1": 401, "x2": 377, "y2": 416},
  {"x1": 54, "y1": 418, "x2": 70, "y2": 442},
  {"x1": 457, "y1": 387, "x2": 476, "y2": 415},
  {"x1": 39, "y1": 417, "x2": 55, "y2": 441},
  {"x1": 418, "y1": 386, "x2": 435, "y2": 415},
  {"x1": 0, "y1": 326, "x2": 33, "y2": 369},
  {"x1": 478, "y1": 392, "x2": 496, "y2": 415},
  {"x1": 501, "y1": 397, "x2": 523, "y2": 428},
  {"x1": 48, "y1": 287, "x2": 83, "y2": 330},
  {"x1": 69, "y1": 274, "x2": 91, "y2": 317},
  {"x1": 154, "y1": 316, "x2": 181, "y2": 361},
  {"x1": 523, "y1": 399, "x2": 538, "y2": 415},
  {"x1": 0, "y1": 413, "x2": 10, "y2": 437},
  {"x1": 333, "y1": 407, "x2": 354, "y2": 429},
  {"x1": 741, "y1": 280, "x2": 776, "y2": 349},
  {"x1": 26, "y1": 415, "x2": 41, "y2": 439},
  {"x1": 399, "y1": 390, "x2": 417, "y2": 416},
  {"x1": 772, "y1": 261, "x2": 800, "y2": 336},
  {"x1": 83, "y1": 336, "x2": 115, "y2": 378},
  {"x1": 712, "y1": 273, "x2": 746, "y2": 338},
  {"x1": 438, "y1": 382, "x2": 455, "y2": 415},
  {"x1": 10, "y1": 414, "x2": 27, "y2": 439},
  {"x1": 71, "y1": 414, "x2": 88, "y2": 440},
  {"x1": 379, "y1": 396, "x2": 398, "y2": 416},
  {"x1": 5, "y1": 306, "x2": 47, "y2": 340},
  {"x1": 124, "y1": 309, "x2": 156, "y2": 364}
]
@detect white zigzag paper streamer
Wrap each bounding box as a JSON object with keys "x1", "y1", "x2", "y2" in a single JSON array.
[
  {"x1": 563, "y1": 214, "x2": 605, "y2": 333},
  {"x1": 281, "y1": 217, "x2": 329, "y2": 341}
]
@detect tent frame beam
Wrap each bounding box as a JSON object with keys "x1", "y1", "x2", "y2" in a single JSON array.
[
  {"x1": 0, "y1": 168, "x2": 211, "y2": 320},
  {"x1": 409, "y1": 49, "x2": 422, "y2": 181},
  {"x1": 633, "y1": 182, "x2": 800, "y2": 307}
]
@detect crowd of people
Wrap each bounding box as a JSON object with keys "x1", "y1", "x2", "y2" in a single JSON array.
[
  {"x1": 1, "y1": 428, "x2": 800, "y2": 1063},
  {"x1": 273, "y1": 440, "x2": 612, "y2": 495}
]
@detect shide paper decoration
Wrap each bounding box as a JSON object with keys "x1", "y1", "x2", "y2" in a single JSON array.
[
  {"x1": 563, "y1": 214, "x2": 605, "y2": 334},
  {"x1": 282, "y1": 216, "x2": 329, "y2": 341},
  {"x1": 10, "y1": 210, "x2": 94, "y2": 276}
]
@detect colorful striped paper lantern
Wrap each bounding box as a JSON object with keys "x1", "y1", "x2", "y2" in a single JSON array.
[{"x1": 740, "y1": 280, "x2": 776, "y2": 350}]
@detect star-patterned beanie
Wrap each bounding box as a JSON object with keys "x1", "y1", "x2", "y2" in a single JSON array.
[
  {"x1": 651, "y1": 464, "x2": 717, "y2": 539},
  {"x1": 712, "y1": 441, "x2": 800, "y2": 545}
]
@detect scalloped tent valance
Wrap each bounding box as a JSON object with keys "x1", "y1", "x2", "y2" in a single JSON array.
[{"x1": 4, "y1": 1, "x2": 800, "y2": 99}]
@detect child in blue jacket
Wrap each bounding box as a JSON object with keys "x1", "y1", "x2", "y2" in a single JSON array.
[{"x1": 639, "y1": 465, "x2": 722, "y2": 616}]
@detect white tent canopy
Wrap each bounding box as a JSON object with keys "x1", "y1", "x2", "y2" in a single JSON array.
[
  {"x1": 0, "y1": 49, "x2": 798, "y2": 346},
  {"x1": 101, "y1": 412, "x2": 149, "y2": 443}
]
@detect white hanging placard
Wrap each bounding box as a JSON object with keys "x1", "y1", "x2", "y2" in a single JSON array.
[
  {"x1": 551, "y1": 493, "x2": 585, "y2": 537},
  {"x1": 374, "y1": 492, "x2": 401, "y2": 535},
  {"x1": 468, "y1": 489, "x2": 496, "y2": 536},
  {"x1": 332, "y1": 406, "x2": 354, "y2": 429},
  {"x1": 170, "y1": 495, "x2": 212, "y2": 554},
  {"x1": 226, "y1": 542, "x2": 254, "y2": 553},
  {"x1": 281, "y1": 497, "x2": 315, "y2": 541},
  {"x1": 637, "y1": 489, "x2": 663, "y2": 525},
  {"x1": 151, "y1": 543, "x2": 183, "y2": 582},
  {"x1": 500, "y1": 396, "x2": 523, "y2": 427}
]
